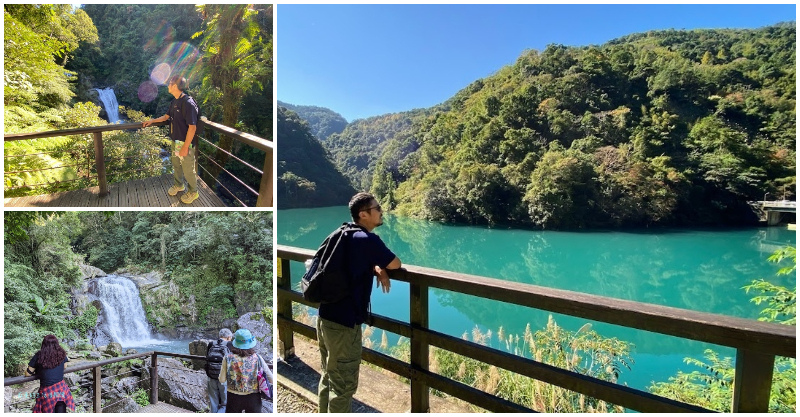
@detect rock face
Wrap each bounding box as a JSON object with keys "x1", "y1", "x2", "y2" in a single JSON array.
[
  {"x1": 105, "y1": 343, "x2": 123, "y2": 357},
  {"x1": 80, "y1": 263, "x2": 107, "y2": 280},
  {"x1": 188, "y1": 339, "x2": 213, "y2": 371},
  {"x1": 237, "y1": 312, "x2": 273, "y2": 364},
  {"x1": 157, "y1": 357, "x2": 208, "y2": 412}
]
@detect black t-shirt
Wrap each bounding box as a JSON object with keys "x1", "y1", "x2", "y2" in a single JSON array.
[
  {"x1": 167, "y1": 93, "x2": 199, "y2": 145},
  {"x1": 318, "y1": 227, "x2": 397, "y2": 327},
  {"x1": 28, "y1": 352, "x2": 69, "y2": 387}
]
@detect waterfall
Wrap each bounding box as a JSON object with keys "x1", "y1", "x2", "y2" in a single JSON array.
[
  {"x1": 95, "y1": 276, "x2": 156, "y2": 345},
  {"x1": 95, "y1": 87, "x2": 121, "y2": 123}
]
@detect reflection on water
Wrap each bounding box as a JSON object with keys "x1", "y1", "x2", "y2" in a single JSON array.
[{"x1": 278, "y1": 206, "x2": 796, "y2": 390}]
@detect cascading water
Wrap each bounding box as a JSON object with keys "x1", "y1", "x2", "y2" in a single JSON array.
[
  {"x1": 95, "y1": 87, "x2": 121, "y2": 123},
  {"x1": 95, "y1": 276, "x2": 158, "y2": 346}
]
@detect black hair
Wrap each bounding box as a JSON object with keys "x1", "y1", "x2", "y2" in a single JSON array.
[
  {"x1": 349, "y1": 192, "x2": 376, "y2": 222},
  {"x1": 168, "y1": 75, "x2": 187, "y2": 92}
]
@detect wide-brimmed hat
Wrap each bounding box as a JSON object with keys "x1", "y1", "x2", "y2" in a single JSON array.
[{"x1": 232, "y1": 329, "x2": 257, "y2": 350}]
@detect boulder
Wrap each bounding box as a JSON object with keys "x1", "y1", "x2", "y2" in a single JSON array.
[
  {"x1": 105, "y1": 397, "x2": 140, "y2": 413},
  {"x1": 156, "y1": 357, "x2": 207, "y2": 411},
  {"x1": 237, "y1": 312, "x2": 273, "y2": 362},
  {"x1": 126, "y1": 271, "x2": 163, "y2": 292},
  {"x1": 80, "y1": 263, "x2": 107, "y2": 280},
  {"x1": 188, "y1": 339, "x2": 213, "y2": 371},
  {"x1": 105, "y1": 343, "x2": 122, "y2": 357}
]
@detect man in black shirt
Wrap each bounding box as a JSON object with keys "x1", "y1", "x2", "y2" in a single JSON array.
[{"x1": 143, "y1": 75, "x2": 200, "y2": 204}]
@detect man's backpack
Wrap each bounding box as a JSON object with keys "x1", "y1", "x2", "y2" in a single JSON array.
[
  {"x1": 205, "y1": 340, "x2": 227, "y2": 380},
  {"x1": 301, "y1": 223, "x2": 366, "y2": 304}
]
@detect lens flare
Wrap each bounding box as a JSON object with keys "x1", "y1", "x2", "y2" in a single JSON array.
[
  {"x1": 151, "y1": 42, "x2": 202, "y2": 85},
  {"x1": 150, "y1": 63, "x2": 172, "y2": 85},
  {"x1": 138, "y1": 81, "x2": 158, "y2": 103},
  {"x1": 144, "y1": 20, "x2": 176, "y2": 51}
]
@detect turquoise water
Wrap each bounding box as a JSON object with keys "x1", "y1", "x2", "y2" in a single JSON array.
[{"x1": 277, "y1": 206, "x2": 796, "y2": 391}]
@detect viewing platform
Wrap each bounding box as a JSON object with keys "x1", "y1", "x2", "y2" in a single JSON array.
[
  {"x1": 4, "y1": 174, "x2": 223, "y2": 207},
  {"x1": 760, "y1": 200, "x2": 797, "y2": 226},
  {"x1": 4, "y1": 118, "x2": 272, "y2": 208}
]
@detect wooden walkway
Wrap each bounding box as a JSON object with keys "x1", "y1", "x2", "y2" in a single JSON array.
[
  {"x1": 4, "y1": 174, "x2": 226, "y2": 207},
  {"x1": 138, "y1": 403, "x2": 194, "y2": 413}
]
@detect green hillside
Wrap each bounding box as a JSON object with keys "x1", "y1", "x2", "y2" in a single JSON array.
[
  {"x1": 324, "y1": 23, "x2": 796, "y2": 229},
  {"x1": 277, "y1": 100, "x2": 348, "y2": 142},
  {"x1": 277, "y1": 107, "x2": 356, "y2": 208}
]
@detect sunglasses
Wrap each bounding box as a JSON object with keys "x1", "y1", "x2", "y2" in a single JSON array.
[{"x1": 361, "y1": 205, "x2": 382, "y2": 213}]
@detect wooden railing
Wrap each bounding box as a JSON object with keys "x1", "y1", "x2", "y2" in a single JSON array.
[
  {"x1": 3, "y1": 351, "x2": 206, "y2": 413},
  {"x1": 276, "y1": 245, "x2": 796, "y2": 413},
  {"x1": 3, "y1": 118, "x2": 273, "y2": 207}
]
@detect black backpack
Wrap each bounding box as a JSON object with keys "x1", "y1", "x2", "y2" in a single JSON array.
[
  {"x1": 205, "y1": 340, "x2": 227, "y2": 379},
  {"x1": 301, "y1": 223, "x2": 366, "y2": 304}
]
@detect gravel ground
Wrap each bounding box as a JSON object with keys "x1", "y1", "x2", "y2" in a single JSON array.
[{"x1": 276, "y1": 385, "x2": 316, "y2": 413}]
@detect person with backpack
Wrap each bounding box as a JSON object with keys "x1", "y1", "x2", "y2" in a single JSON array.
[
  {"x1": 25, "y1": 335, "x2": 75, "y2": 413},
  {"x1": 142, "y1": 74, "x2": 201, "y2": 204},
  {"x1": 315, "y1": 192, "x2": 401, "y2": 413},
  {"x1": 206, "y1": 328, "x2": 233, "y2": 413},
  {"x1": 219, "y1": 329, "x2": 262, "y2": 413}
]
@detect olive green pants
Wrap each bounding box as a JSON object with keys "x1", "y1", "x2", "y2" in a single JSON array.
[
  {"x1": 171, "y1": 140, "x2": 198, "y2": 194},
  {"x1": 317, "y1": 317, "x2": 362, "y2": 413}
]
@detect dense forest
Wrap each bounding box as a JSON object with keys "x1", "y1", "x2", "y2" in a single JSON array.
[
  {"x1": 4, "y1": 211, "x2": 272, "y2": 377},
  {"x1": 4, "y1": 4, "x2": 272, "y2": 200},
  {"x1": 287, "y1": 23, "x2": 795, "y2": 229},
  {"x1": 277, "y1": 100, "x2": 348, "y2": 142},
  {"x1": 277, "y1": 107, "x2": 356, "y2": 208}
]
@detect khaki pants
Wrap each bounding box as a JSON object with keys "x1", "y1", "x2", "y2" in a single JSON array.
[
  {"x1": 171, "y1": 140, "x2": 197, "y2": 194},
  {"x1": 317, "y1": 317, "x2": 362, "y2": 413}
]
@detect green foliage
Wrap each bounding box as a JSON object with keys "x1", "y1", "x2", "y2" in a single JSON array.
[
  {"x1": 308, "y1": 24, "x2": 795, "y2": 229},
  {"x1": 131, "y1": 388, "x2": 149, "y2": 407},
  {"x1": 277, "y1": 107, "x2": 356, "y2": 208},
  {"x1": 650, "y1": 246, "x2": 796, "y2": 412},
  {"x1": 277, "y1": 100, "x2": 348, "y2": 141},
  {"x1": 70, "y1": 305, "x2": 99, "y2": 337}
]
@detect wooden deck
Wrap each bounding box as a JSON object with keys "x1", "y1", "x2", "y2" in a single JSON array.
[
  {"x1": 4, "y1": 174, "x2": 226, "y2": 207},
  {"x1": 138, "y1": 402, "x2": 194, "y2": 413}
]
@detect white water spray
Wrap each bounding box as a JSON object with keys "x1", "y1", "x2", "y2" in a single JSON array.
[
  {"x1": 96, "y1": 276, "x2": 158, "y2": 346},
  {"x1": 95, "y1": 87, "x2": 120, "y2": 123}
]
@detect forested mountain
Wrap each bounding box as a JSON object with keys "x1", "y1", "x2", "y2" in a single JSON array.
[
  {"x1": 320, "y1": 23, "x2": 796, "y2": 229},
  {"x1": 277, "y1": 107, "x2": 356, "y2": 208},
  {"x1": 277, "y1": 100, "x2": 348, "y2": 141}
]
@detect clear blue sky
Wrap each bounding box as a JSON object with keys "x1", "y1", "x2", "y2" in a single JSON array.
[{"x1": 277, "y1": 4, "x2": 795, "y2": 122}]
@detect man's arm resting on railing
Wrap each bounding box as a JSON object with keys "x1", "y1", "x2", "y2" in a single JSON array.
[
  {"x1": 375, "y1": 257, "x2": 402, "y2": 293},
  {"x1": 142, "y1": 114, "x2": 169, "y2": 127}
]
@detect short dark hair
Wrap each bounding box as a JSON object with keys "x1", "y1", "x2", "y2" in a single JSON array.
[
  {"x1": 230, "y1": 346, "x2": 256, "y2": 357},
  {"x1": 168, "y1": 75, "x2": 186, "y2": 91},
  {"x1": 349, "y1": 192, "x2": 376, "y2": 222}
]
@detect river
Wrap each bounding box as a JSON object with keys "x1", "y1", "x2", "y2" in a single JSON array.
[{"x1": 277, "y1": 206, "x2": 796, "y2": 391}]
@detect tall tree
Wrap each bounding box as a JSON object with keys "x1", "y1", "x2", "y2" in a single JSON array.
[{"x1": 194, "y1": 4, "x2": 271, "y2": 184}]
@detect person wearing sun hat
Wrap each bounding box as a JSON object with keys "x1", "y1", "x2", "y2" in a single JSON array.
[{"x1": 219, "y1": 329, "x2": 261, "y2": 412}]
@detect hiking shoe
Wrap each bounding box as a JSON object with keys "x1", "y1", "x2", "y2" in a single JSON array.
[
  {"x1": 180, "y1": 191, "x2": 199, "y2": 204},
  {"x1": 168, "y1": 185, "x2": 185, "y2": 196}
]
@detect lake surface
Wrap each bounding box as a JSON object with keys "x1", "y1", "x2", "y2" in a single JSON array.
[
  {"x1": 277, "y1": 206, "x2": 796, "y2": 391},
  {"x1": 124, "y1": 339, "x2": 192, "y2": 355}
]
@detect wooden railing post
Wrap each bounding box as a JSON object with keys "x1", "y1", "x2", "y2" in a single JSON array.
[
  {"x1": 731, "y1": 349, "x2": 775, "y2": 412},
  {"x1": 150, "y1": 353, "x2": 159, "y2": 405},
  {"x1": 410, "y1": 281, "x2": 430, "y2": 412},
  {"x1": 92, "y1": 132, "x2": 108, "y2": 196},
  {"x1": 255, "y1": 148, "x2": 273, "y2": 207},
  {"x1": 277, "y1": 258, "x2": 295, "y2": 358},
  {"x1": 92, "y1": 366, "x2": 102, "y2": 412}
]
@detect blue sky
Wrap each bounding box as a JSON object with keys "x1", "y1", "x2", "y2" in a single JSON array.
[{"x1": 277, "y1": 4, "x2": 795, "y2": 122}]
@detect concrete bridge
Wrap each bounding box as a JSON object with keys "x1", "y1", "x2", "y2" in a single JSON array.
[{"x1": 760, "y1": 200, "x2": 796, "y2": 226}]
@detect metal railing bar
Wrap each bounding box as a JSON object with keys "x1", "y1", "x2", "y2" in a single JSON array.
[
  {"x1": 197, "y1": 150, "x2": 259, "y2": 196},
  {"x1": 5, "y1": 163, "x2": 84, "y2": 174},
  {"x1": 199, "y1": 117, "x2": 273, "y2": 152},
  {"x1": 4, "y1": 176, "x2": 97, "y2": 190},
  {"x1": 4, "y1": 150, "x2": 91, "y2": 158},
  {"x1": 197, "y1": 163, "x2": 248, "y2": 207},
  {"x1": 197, "y1": 136, "x2": 264, "y2": 175}
]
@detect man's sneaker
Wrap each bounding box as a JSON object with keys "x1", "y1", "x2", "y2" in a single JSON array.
[
  {"x1": 180, "y1": 191, "x2": 199, "y2": 204},
  {"x1": 168, "y1": 185, "x2": 185, "y2": 196}
]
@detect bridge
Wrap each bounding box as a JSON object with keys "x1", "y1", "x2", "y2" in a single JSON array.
[
  {"x1": 4, "y1": 118, "x2": 272, "y2": 208},
  {"x1": 760, "y1": 200, "x2": 796, "y2": 226},
  {"x1": 276, "y1": 244, "x2": 796, "y2": 413}
]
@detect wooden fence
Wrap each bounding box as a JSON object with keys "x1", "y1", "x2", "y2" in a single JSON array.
[{"x1": 276, "y1": 244, "x2": 796, "y2": 413}]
